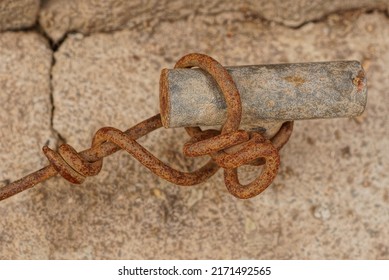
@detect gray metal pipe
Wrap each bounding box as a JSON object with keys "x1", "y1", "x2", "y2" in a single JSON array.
[{"x1": 159, "y1": 61, "x2": 367, "y2": 136}]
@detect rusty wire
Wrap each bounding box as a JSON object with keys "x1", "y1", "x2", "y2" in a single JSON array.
[{"x1": 0, "y1": 53, "x2": 293, "y2": 201}]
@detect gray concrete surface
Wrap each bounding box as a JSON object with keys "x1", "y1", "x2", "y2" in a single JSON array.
[{"x1": 0, "y1": 2, "x2": 388, "y2": 259}]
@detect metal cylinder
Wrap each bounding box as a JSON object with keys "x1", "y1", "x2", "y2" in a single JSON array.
[{"x1": 160, "y1": 61, "x2": 367, "y2": 133}]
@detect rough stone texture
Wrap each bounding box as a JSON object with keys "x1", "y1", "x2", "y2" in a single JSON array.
[
  {"x1": 261, "y1": 0, "x2": 388, "y2": 27},
  {"x1": 1, "y1": 9, "x2": 389, "y2": 259},
  {"x1": 0, "y1": 0, "x2": 40, "y2": 31},
  {"x1": 0, "y1": 32, "x2": 56, "y2": 258},
  {"x1": 39, "y1": 0, "x2": 389, "y2": 42}
]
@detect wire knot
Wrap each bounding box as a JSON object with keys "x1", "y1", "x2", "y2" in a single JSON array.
[{"x1": 43, "y1": 143, "x2": 103, "y2": 184}]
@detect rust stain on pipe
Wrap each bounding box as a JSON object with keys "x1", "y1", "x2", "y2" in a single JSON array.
[
  {"x1": 284, "y1": 75, "x2": 306, "y2": 87},
  {"x1": 353, "y1": 70, "x2": 366, "y2": 92}
]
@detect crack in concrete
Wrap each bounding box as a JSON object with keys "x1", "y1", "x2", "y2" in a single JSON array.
[
  {"x1": 48, "y1": 53, "x2": 67, "y2": 146},
  {"x1": 34, "y1": 22, "x2": 68, "y2": 147},
  {"x1": 289, "y1": 7, "x2": 388, "y2": 29}
]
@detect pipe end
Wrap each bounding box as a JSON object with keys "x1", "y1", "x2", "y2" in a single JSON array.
[{"x1": 159, "y1": 68, "x2": 170, "y2": 128}]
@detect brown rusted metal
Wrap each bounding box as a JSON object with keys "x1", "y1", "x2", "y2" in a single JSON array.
[
  {"x1": 174, "y1": 54, "x2": 290, "y2": 198},
  {"x1": 0, "y1": 53, "x2": 295, "y2": 201}
]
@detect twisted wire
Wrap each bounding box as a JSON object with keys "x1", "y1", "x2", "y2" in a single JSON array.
[{"x1": 0, "y1": 53, "x2": 293, "y2": 201}]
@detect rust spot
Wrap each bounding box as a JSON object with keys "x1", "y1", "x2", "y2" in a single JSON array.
[
  {"x1": 340, "y1": 146, "x2": 351, "y2": 158},
  {"x1": 353, "y1": 70, "x2": 365, "y2": 92},
  {"x1": 285, "y1": 75, "x2": 305, "y2": 87},
  {"x1": 267, "y1": 100, "x2": 275, "y2": 108},
  {"x1": 383, "y1": 190, "x2": 388, "y2": 203},
  {"x1": 306, "y1": 137, "x2": 315, "y2": 145}
]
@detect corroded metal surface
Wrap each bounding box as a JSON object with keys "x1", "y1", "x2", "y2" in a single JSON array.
[
  {"x1": 174, "y1": 54, "x2": 292, "y2": 199},
  {"x1": 0, "y1": 53, "x2": 295, "y2": 201},
  {"x1": 160, "y1": 61, "x2": 367, "y2": 133},
  {"x1": 1, "y1": 53, "x2": 367, "y2": 202}
]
